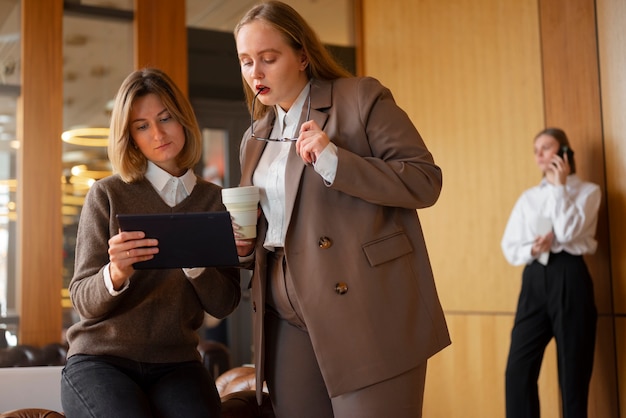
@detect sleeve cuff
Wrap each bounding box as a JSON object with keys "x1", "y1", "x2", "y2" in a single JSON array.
[
  {"x1": 104, "y1": 263, "x2": 130, "y2": 295},
  {"x1": 313, "y1": 142, "x2": 338, "y2": 184}
]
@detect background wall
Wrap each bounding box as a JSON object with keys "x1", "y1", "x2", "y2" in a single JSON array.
[
  {"x1": 360, "y1": 0, "x2": 624, "y2": 416},
  {"x1": 598, "y1": 0, "x2": 626, "y2": 411}
]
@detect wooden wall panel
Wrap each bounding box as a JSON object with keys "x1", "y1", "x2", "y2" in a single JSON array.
[
  {"x1": 539, "y1": 0, "x2": 611, "y2": 314},
  {"x1": 423, "y1": 315, "x2": 561, "y2": 418},
  {"x1": 616, "y1": 318, "x2": 626, "y2": 418},
  {"x1": 597, "y1": 0, "x2": 626, "y2": 314},
  {"x1": 361, "y1": 0, "x2": 544, "y2": 314},
  {"x1": 596, "y1": 1, "x2": 626, "y2": 417},
  {"x1": 588, "y1": 317, "x2": 620, "y2": 417},
  {"x1": 18, "y1": 0, "x2": 64, "y2": 346},
  {"x1": 134, "y1": 0, "x2": 188, "y2": 95},
  {"x1": 539, "y1": 1, "x2": 618, "y2": 415}
]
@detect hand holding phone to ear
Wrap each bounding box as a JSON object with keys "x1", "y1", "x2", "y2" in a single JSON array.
[{"x1": 551, "y1": 146, "x2": 572, "y2": 185}]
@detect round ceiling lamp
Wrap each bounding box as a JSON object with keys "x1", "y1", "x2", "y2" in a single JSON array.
[{"x1": 61, "y1": 127, "x2": 109, "y2": 147}]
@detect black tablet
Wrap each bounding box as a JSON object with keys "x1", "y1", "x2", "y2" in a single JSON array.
[{"x1": 116, "y1": 211, "x2": 238, "y2": 269}]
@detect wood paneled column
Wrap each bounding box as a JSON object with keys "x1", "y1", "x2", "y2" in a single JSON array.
[
  {"x1": 539, "y1": 0, "x2": 616, "y2": 416},
  {"x1": 18, "y1": 0, "x2": 64, "y2": 345},
  {"x1": 135, "y1": 0, "x2": 188, "y2": 95}
]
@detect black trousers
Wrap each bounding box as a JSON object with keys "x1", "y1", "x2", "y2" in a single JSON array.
[{"x1": 505, "y1": 252, "x2": 597, "y2": 418}]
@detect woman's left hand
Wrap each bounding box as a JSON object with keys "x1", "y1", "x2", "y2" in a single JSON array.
[
  {"x1": 235, "y1": 238, "x2": 256, "y2": 257},
  {"x1": 296, "y1": 119, "x2": 329, "y2": 165},
  {"x1": 531, "y1": 230, "x2": 554, "y2": 257},
  {"x1": 231, "y1": 210, "x2": 259, "y2": 257}
]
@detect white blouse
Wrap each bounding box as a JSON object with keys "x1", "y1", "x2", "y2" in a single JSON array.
[
  {"x1": 253, "y1": 86, "x2": 308, "y2": 251},
  {"x1": 501, "y1": 174, "x2": 601, "y2": 266},
  {"x1": 253, "y1": 83, "x2": 339, "y2": 251}
]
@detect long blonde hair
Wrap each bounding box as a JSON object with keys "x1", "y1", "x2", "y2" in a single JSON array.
[
  {"x1": 108, "y1": 68, "x2": 202, "y2": 183},
  {"x1": 234, "y1": 1, "x2": 352, "y2": 119}
]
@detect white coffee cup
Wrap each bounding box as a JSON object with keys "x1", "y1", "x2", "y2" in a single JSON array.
[{"x1": 221, "y1": 186, "x2": 260, "y2": 239}]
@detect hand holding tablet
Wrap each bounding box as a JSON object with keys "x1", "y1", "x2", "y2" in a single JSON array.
[{"x1": 116, "y1": 212, "x2": 239, "y2": 269}]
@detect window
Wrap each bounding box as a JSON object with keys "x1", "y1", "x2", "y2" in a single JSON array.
[
  {"x1": 0, "y1": 0, "x2": 20, "y2": 345},
  {"x1": 61, "y1": 4, "x2": 133, "y2": 327}
]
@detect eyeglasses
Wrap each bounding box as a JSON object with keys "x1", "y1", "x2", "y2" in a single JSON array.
[{"x1": 250, "y1": 86, "x2": 311, "y2": 142}]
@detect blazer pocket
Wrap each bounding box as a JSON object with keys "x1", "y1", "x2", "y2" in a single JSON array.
[{"x1": 362, "y1": 231, "x2": 413, "y2": 267}]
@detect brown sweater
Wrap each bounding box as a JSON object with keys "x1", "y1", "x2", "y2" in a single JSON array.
[{"x1": 65, "y1": 174, "x2": 241, "y2": 363}]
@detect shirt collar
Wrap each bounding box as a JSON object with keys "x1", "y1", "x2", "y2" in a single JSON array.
[
  {"x1": 539, "y1": 173, "x2": 579, "y2": 190},
  {"x1": 274, "y1": 82, "x2": 311, "y2": 137},
  {"x1": 145, "y1": 161, "x2": 196, "y2": 194}
]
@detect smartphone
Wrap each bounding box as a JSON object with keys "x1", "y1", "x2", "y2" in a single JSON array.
[{"x1": 557, "y1": 145, "x2": 574, "y2": 161}]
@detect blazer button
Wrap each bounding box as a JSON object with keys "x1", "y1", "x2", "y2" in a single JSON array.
[
  {"x1": 335, "y1": 282, "x2": 348, "y2": 295},
  {"x1": 318, "y1": 236, "x2": 333, "y2": 249}
]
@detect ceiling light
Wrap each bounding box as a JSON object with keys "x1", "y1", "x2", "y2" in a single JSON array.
[
  {"x1": 70, "y1": 164, "x2": 111, "y2": 179},
  {"x1": 61, "y1": 127, "x2": 109, "y2": 147}
]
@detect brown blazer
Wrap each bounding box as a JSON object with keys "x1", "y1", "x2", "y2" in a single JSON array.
[{"x1": 239, "y1": 77, "x2": 451, "y2": 403}]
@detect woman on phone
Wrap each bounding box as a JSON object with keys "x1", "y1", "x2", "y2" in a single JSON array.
[{"x1": 501, "y1": 127, "x2": 600, "y2": 418}]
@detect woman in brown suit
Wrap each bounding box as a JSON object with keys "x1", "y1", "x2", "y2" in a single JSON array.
[{"x1": 233, "y1": 2, "x2": 450, "y2": 417}]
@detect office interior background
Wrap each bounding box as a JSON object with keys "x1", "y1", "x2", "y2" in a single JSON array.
[{"x1": 0, "y1": 0, "x2": 624, "y2": 417}]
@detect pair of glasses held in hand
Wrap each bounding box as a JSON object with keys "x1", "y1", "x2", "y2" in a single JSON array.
[{"x1": 250, "y1": 86, "x2": 311, "y2": 142}]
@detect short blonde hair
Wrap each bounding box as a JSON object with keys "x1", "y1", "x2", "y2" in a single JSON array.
[{"x1": 108, "y1": 68, "x2": 202, "y2": 183}]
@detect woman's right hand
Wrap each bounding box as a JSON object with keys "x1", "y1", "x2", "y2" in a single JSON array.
[
  {"x1": 108, "y1": 231, "x2": 158, "y2": 289},
  {"x1": 549, "y1": 153, "x2": 571, "y2": 185}
]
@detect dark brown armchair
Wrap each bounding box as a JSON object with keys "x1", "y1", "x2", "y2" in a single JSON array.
[
  {"x1": 0, "y1": 342, "x2": 274, "y2": 418},
  {"x1": 0, "y1": 366, "x2": 273, "y2": 418},
  {"x1": 0, "y1": 410, "x2": 64, "y2": 418},
  {"x1": 0, "y1": 343, "x2": 68, "y2": 368}
]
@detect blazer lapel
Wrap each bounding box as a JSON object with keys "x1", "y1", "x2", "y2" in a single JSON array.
[
  {"x1": 283, "y1": 144, "x2": 305, "y2": 226},
  {"x1": 283, "y1": 80, "x2": 331, "y2": 226},
  {"x1": 243, "y1": 80, "x2": 331, "y2": 226},
  {"x1": 240, "y1": 115, "x2": 273, "y2": 186}
]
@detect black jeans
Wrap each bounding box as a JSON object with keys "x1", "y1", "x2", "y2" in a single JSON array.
[
  {"x1": 61, "y1": 354, "x2": 221, "y2": 418},
  {"x1": 505, "y1": 252, "x2": 597, "y2": 418}
]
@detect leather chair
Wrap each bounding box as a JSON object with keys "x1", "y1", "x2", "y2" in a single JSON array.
[
  {"x1": 0, "y1": 353, "x2": 274, "y2": 418},
  {"x1": 0, "y1": 343, "x2": 68, "y2": 368},
  {"x1": 217, "y1": 366, "x2": 274, "y2": 418},
  {"x1": 197, "y1": 339, "x2": 232, "y2": 379},
  {"x1": 0, "y1": 410, "x2": 64, "y2": 418},
  {"x1": 221, "y1": 391, "x2": 274, "y2": 418}
]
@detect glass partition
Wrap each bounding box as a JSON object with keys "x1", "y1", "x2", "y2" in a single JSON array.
[
  {"x1": 61, "y1": 5, "x2": 133, "y2": 327},
  {"x1": 0, "y1": 0, "x2": 20, "y2": 347}
]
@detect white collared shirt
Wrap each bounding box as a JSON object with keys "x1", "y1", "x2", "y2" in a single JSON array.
[
  {"x1": 145, "y1": 161, "x2": 197, "y2": 207},
  {"x1": 253, "y1": 84, "x2": 309, "y2": 251},
  {"x1": 253, "y1": 83, "x2": 339, "y2": 251},
  {"x1": 501, "y1": 174, "x2": 601, "y2": 266}
]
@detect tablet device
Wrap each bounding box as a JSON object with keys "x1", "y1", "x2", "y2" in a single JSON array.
[{"x1": 116, "y1": 211, "x2": 238, "y2": 269}]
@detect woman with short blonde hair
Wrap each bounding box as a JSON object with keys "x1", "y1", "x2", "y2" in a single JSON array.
[{"x1": 108, "y1": 67, "x2": 203, "y2": 183}]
